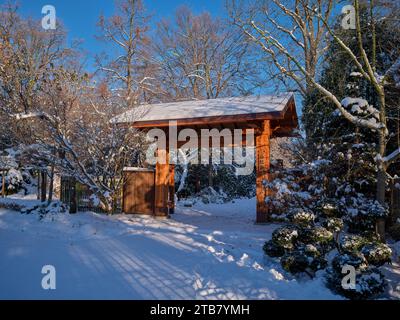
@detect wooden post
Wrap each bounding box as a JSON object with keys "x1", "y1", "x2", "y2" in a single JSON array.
[
  {"x1": 169, "y1": 165, "x2": 175, "y2": 214},
  {"x1": 1, "y1": 169, "x2": 5, "y2": 198},
  {"x1": 40, "y1": 170, "x2": 47, "y2": 202},
  {"x1": 255, "y1": 120, "x2": 271, "y2": 223},
  {"x1": 155, "y1": 147, "x2": 170, "y2": 217}
]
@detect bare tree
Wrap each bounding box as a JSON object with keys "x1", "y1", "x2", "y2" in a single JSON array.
[
  {"x1": 230, "y1": 0, "x2": 400, "y2": 239},
  {"x1": 154, "y1": 6, "x2": 258, "y2": 101},
  {"x1": 228, "y1": 0, "x2": 334, "y2": 97},
  {"x1": 96, "y1": 0, "x2": 158, "y2": 107}
]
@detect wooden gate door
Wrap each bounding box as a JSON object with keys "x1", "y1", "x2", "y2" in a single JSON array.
[{"x1": 123, "y1": 169, "x2": 155, "y2": 215}]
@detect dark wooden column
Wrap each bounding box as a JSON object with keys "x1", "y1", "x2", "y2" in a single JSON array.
[
  {"x1": 155, "y1": 147, "x2": 170, "y2": 217},
  {"x1": 168, "y1": 165, "x2": 175, "y2": 214},
  {"x1": 255, "y1": 120, "x2": 271, "y2": 223}
]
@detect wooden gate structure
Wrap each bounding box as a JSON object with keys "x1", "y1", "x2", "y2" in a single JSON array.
[{"x1": 115, "y1": 93, "x2": 299, "y2": 223}]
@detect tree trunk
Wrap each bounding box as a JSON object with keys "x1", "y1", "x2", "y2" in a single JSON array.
[
  {"x1": 40, "y1": 170, "x2": 47, "y2": 203},
  {"x1": 47, "y1": 165, "x2": 55, "y2": 204}
]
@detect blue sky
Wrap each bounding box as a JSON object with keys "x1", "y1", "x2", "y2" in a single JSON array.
[
  {"x1": 14, "y1": 0, "x2": 226, "y2": 69},
  {"x1": 12, "y1": 0, "x2": 307, "y2": 114}
]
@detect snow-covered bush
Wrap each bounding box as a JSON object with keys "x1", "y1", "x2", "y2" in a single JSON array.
[
  {"x1": 266, "y1": 167, "x2": 316, "y2": 221},
  {"x1": 21, "y1": 201, "x2": 69, "y2": 219},
  {"x1": 319, "y1": 200, "x2": 341, "y2": 218},
  {"x1": 326, "y1": 253, "x2": 386, "y2": 300},
  {"x1": 4, "y1": 168, "x2": 23, "y2": 193},
  {"x1": 271, "y1": 225, "x2": 299, "y2": 250},
  {"x1": 340, "y1": 235, "x2": 370, "y2": 254},
  {"x1": 298, "y1": 226, "x2": 334, "y2": 249},
  {"x1": 326, "y1": 237, "x2": 391, "y2": 299},
  {"x1": 280, "y1": 248, "x2": 327, "y2": 274},
  {"x1": 343, "y1": 197, "x2": 389, "y2": 233},
  {"x1": 361, "y1": 243, "x2": 392, "y2": 267},
  {"x1": 280, "y1": 251, "x2": 309, "y2": 274},
  {"x1": 324, "y1": 217, "x2": 344, "y2": 233},
  {"x1": 331, "y1": 253, "x2": 369, "y2": 273},
  {"x1": 175, "y1": 164, "x2": 256, "y2": 201},
  {"x1": 195, "y1": 187, "x2": 229, "y2": 204},
  {"x1": 290, "y1": 210, "x2": 315, "y2": 227},
  {"x1": 303, "y1": 244, "x2": 322, "y2": 258},
  {"x1": 265, "y1": 223, "x2": 333, "y2": 277},
  {"x1": 263, "y1": 240, "x2": 285, "y2": 257}
]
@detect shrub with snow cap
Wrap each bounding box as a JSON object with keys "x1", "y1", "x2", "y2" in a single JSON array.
[
  {"x1": 303, "y1": 244, "x2": 321, "y2": 258},
  {"x1": 340, "y1": 234, "x2": 370, "y2": 254},
  {"x1": 319, "y1": 199, "x2": 342, "y2": 217},
  {"x1": 290, "y1": 210, "x2": 315, "y2": 227},
  {"x1": 263, "y1": 240, "x2": 285, "y2": 258},
  {"x1": 361, "y1": 243, "x2": 392, "y2": 267},
  {"x1": 327, "y1": 257, "x2": 386, "y2": 300},
  {"x1": 281, "y1": 248, "x2": 327, "y2": 274},
  {"x1": 344, "y1": 197, "x2": 389, "y2": 233},
  {"x1": 324, "y1": 217, "x2": 344, "y2": 233},
  {"x1": 4, "y1": 168, "x2": 23, "y2": 193},
  {"x1": 298, "y1": 226, "x2": 334, "y2": 248},
  {"x1": 331, "y1": 253, "x2": 369, "y2": 273},
  {"x1": 271, "y1": 226, "x2": 299, "y2": 250},
  {"x1": 280, "y1": 251, "x2": 309, "y2": 274}
]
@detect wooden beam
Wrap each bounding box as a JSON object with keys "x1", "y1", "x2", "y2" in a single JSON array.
[
  {"x1": 131, "y1": 110, "x2": 285, "y2": 128},
  {"x1": 154, "y1": 147, "x2": 170, "y2": 217},
  {"x1": 256, "y1": 120, "x2": 271, "y2": 223}
]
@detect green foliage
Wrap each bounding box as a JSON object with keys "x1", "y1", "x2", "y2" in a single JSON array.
[
  {"x1": 290, "y1": 210, "x2": 315, "y2": 227},
  {"x1": 271, "y1": 226, "x2": 299, "y2": 250},
  {"x1": 340, "y1": 235, "x2": 370, "y2": 254},
  {"x1": 263, "y1": 240, "x2": 285, "y2": 258},
  {"x1": 280, "y1": 251, "x2": 309, "y2": 274},
  {"x1": 324, "y1": 217, "x2": 344, "y2": 233},
  {"x1": 327, "y1": 253, "x2": 386, "y2": 300},
  {"x1": 361, "y1": 243, "x2": 392, "y2": 267}
]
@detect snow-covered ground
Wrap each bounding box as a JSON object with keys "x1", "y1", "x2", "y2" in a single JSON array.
[{"x1": 0, "y1": 194, "x2": 398, "y2": 300}]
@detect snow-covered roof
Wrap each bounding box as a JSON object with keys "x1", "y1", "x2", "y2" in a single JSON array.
[{"x1": 112, "y1": 93, "x2": 295, "y2": 127}]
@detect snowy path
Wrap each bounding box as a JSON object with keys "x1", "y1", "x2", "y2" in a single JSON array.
[{"x1": 0, "y1": 198, "x2": 346, "y2": 299}]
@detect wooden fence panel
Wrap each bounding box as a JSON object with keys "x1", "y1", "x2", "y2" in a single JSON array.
[{"x1": 123, "y1": 170, "x2": 155, "y2": 215}]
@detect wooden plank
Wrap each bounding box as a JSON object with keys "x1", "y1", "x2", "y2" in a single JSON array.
[
  {"x1": 255, "y1": 120, "x2": 271, "y2": 223},
  {"x1": 154, "y1": 147, "x2": 170, "y2": 217},
  {"x1": 123, "y1": 171, "x2": 155, "y2": 215},
  {"x1": 135, "y1": 171, "x2": 155, "y2": 214},
  {"x1": 123, "y1": 172, "x2": 134, "y2": 214}
]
